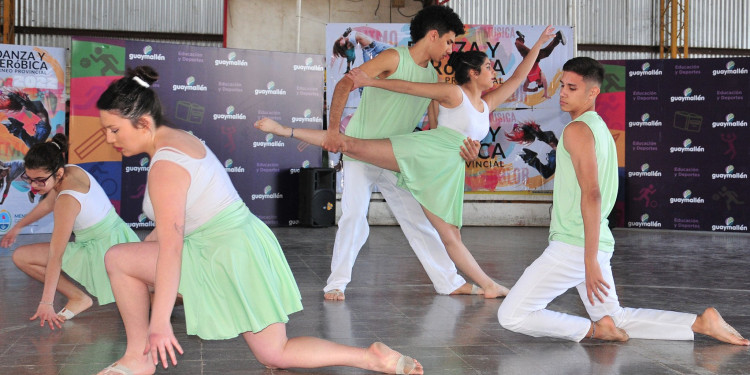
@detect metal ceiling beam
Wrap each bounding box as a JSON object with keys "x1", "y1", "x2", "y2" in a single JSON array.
[
  {"x1": 2, "y1": 0, "x2": 15, "y2": 44},
  {"x1": 660, "y1": 0, "x2": 689, "y2": 58}
]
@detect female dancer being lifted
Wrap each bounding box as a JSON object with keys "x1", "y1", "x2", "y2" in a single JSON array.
[{"x1": 256, "y1": 26, "x2": 557, "y2": 299}]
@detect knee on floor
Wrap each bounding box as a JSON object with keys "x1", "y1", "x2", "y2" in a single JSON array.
[
  {"x1": 253, "y1": 350, "x2": 290, "y2": 370},
  {"x1": 497, "y1": 305, "x2": 524, "y2": 332}
]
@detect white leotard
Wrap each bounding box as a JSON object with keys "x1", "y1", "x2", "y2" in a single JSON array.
[
  {"x1": 143, "y1": 143, "x2": 240, "y2": 235},
  {"x1": 437, "y1": 88, "x2": 490, "y2": 141},
  {"x1": 57, "y1": 165, "x2": 113, "y2": 231}
]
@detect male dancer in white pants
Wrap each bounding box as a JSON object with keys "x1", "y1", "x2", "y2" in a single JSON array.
[
  {"x1": 321, "y1": 6, "x2": 479, "y2": 300},
  {"x1": 497, "y1": 57, "x2": 748, "y2": 345}
]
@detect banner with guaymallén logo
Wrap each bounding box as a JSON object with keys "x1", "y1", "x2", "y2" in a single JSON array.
[
  {"x1": 625, "y1": 58, "x2": 749, "y2": 232},
  {"x1": 71, "y1": 38, "x2": 324, "y2": 227}
]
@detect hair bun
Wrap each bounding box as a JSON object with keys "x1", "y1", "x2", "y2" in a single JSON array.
[
  {"x1": 50, "y1": 133, "x2": 69, "y2": 154},
  {"x1": 132, "y1": 66, "x2": 159, "y2": 85}
]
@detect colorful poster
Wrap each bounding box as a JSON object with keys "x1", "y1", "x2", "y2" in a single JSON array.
[
  {"x1": 625, "y1": 58, "x2": 749, "y2": 232},
  {"x1": 69, "y1": 38, "x2": 126, "y2": 216},
  {"x1": 0, "y1": 44, "x2": 66, "y2": 234},
  {"x1": 326, "y1": 24, "x2": 575, "y2": 193},
  {"x1": 71, "y1": 38, "x2": 325, "y2": 227}
]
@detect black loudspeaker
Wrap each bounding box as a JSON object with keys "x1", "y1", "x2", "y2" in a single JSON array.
[{"x1": 298, "y1": 168, "x2": 336, "y2": 227}]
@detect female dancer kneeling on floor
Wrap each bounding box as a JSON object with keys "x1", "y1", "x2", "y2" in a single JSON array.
[
  {"x1": 256, "y1": 26, "x2": 557, "y2": 300},
  {"x1": 95, "y1": 66, "x2": 422, "y2": 375},
  {"x1": 3, "y1": 134, "x2": 140, "y2": 329}
]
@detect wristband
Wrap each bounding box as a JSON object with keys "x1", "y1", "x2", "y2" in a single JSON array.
[{"x1": 39, "y1": 301, "x2": 53, "y2": 306}]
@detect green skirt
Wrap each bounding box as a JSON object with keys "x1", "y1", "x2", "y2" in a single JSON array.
[
  {"x1": 61, "y1": 208, "x2": 140, "y2": 305},
  {"x1": 178, "y1": 201, "x2": 303, "y2": 340},
  {"x1": 389, "y1": 127, "x2": 466, "y2": 228}
]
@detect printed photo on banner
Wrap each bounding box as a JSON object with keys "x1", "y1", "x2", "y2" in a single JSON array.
[
  {"x1": 0, "y1": 44, "x2": 66, "y2": 234},
  {"x1": 457, "y1": 25, "x2": 572, "y2": 192},
  {"x1": 325, "y1": 24, "x2": 574, "y2": 193},
  {"x1": 326, "y1": 23, "x2": 408, "y2": 122}
]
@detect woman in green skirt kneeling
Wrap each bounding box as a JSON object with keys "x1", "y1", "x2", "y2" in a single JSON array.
[{"x1": 95, "y1": 66, "x2": 422, "y2": 375}]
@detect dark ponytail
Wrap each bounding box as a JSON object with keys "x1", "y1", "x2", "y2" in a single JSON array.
[
  {"x1": 96, "y1": 65, "x2": 164, "y2": 127},
  {"x1": 447, "y1": 50, "x2": 488, "y2": 85},
  {"x1": 24, "y1": 133, "x2": 68, "y2": 173}
]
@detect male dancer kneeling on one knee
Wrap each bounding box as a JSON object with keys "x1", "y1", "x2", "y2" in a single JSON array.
[{"x1": 497, "y1": 57, "x2": 748, "y2": 346}]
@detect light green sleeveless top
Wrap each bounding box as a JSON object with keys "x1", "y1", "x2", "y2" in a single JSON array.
[
  {"x1": 549, "y1": 111, "x2": 618, "y2": 252},
  {"x1": 343, "y1": 46, "x2": 437, "y2": 161}
]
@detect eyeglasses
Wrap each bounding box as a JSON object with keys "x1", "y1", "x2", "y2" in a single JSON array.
[{"x1": 20, "y1": 171, "x2": 55, "y2": 186}]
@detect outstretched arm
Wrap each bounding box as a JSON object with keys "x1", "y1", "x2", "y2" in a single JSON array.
[
  {"x1": 348, "y1": 67, "x2": 461, "y2": 107},
  {"x1": 483, "y1": 25, "x2": 556, "y2": 109},
  {"x1": 565, "y1": 121, "x2": 609, "y2": 306}
]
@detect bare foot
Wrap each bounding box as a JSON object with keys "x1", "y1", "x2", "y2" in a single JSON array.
[
  {"x1": 692, "y1": 307, "x2": 749, "y2": 346},
  {"x1": 254, "y1": 118, "x2": 286, "y2": 136},
  {"x1": 365, "y1": 342, "x2": 423, "y2": 374},
  {"x1": 483, "y1": 283, "x2": 510, "y2": 299},
  {"x1": 96, "y1": 354, "x2": 155, "y2": 375},
  {"x1": 449, "y1": 282, "x2": 483, "y2": 296},
  {"x1": 58, "y1": 295, "x2": 93, "y2": 321},
  {"x1": 324, "y1": 289, "x2": 345, "y2": 301},
  {"x1": 590, "y1": 316, "x2": 629, "y2": 342}
]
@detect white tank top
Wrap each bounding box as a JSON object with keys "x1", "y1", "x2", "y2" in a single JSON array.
[
  {"x1": 57, "y1": 164, "x2": 113, "y2": 231},
  {"x1": 143, "y1": 142, "x2": 241, "y2": 235},
  {"x1": 437, "y1": 88, "x2": 490, "y2": 141}
]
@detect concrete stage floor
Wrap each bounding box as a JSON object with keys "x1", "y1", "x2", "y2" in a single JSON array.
[{"x1": 1, "y1": 226, "x2": 748, "y2": 374}]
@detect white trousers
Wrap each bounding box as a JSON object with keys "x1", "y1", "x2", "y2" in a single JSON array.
[
  {"x1": 325, "y1": 161, "x2": 466, "y2": 294},
  {"x1": 498, "y1": 241, "x2": 697, "y2": 342}
]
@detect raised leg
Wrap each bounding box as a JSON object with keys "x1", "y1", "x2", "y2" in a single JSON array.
[
  {"x1": 515, "y1": 38, "x2": 530, "y2": 57},
  {"x1": 255, "y1": 118, "x2": 400, "y2": 171},
  {"x1": 538, "y1": 33, "x2": 561, "y2": 60}
]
